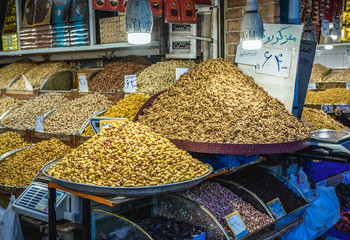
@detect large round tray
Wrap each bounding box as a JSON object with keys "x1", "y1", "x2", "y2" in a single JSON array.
[
  {"x1": 133, "y1": 92, "x2": 311, "y2": 155},
  {"x1": 43, "y1": 160, "x2": 213, "y2": 197}
]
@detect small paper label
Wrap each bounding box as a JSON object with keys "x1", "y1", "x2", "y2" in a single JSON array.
[
  {"x1": 322, "y1": 19, "x2": 330, "y2": 37},
  {"x1": 321, "y1": 105, "x2": 333, "y2": 113},
  {"x1": 256, "y1": 48, "x2": 292, "y2": 77},
  {"x1": 337, "y1": 105, "x2": 350, "y2": 113},
  {"x1": 36, "y1": 113, "x2": 44, "y2": 132},
  {"x1": 100, "y1": 120, "x2": 128, "y2": 129},
  {"x1": 225, "y1": 211, "x2": 248, "y2": 239},
  {"x1": 308, "y1": 82, "x2": 317, "y2": 90},
  {"x1": 333, "y1": 19, "x2": 341, "y2": 36},
  {"x1": 346, "y1": 82, "x2": 350, "y2": 90},
  {"x1": 90, "y1": 117, "x2": 128, "y2": 134},
  {"x1": 343, "y1": 171, "x2": 350, "y2": 185},
  {"x1": 267, "y1": 197, "x2": 286, "y2": 219},
  {"x1": 176, "y1": 68, "x2": 191, "y2": 80},
  {"x1": 235, "y1": 45, "x2": 258, "y2": 65},
  {"x1": 124, "y1": 75, "x2": 137, "y2": 93},
  {"x1": 316, "y1": 179, "x2": 327, "y2": 187},
  {"x1": 78, "y1": 73, "x2": 88, "y2": 92}
]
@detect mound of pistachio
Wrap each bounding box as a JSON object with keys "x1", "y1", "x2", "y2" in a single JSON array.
[
  {"x1": 138, "y1": 58, "x2": 311, "y2": 144},
  {"x1": 47, "y1": 121, "x2": 210, "y2": 187}
]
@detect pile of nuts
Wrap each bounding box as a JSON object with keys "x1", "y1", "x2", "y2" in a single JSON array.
[
  {"x1": 0, "y1": 132, "x2": 28, "y2": 156},
  {"x1": 305, "y1": 88, "x2": 350, "y2": 104},
  {"x1": 322, "y1": 68, "x2": 350, "y2": 82},
  {"x1": 82, "y1": 93, "x2": 149, "y2": 136},
  {"x1": 139, "y1": 58, "x2": 311, "y2": 144},
  {"x1": 45, "y1": 93, "x2": 113, "y2": 135},
  {"x1": 9, "y1": 61, "x2": 70, "y2": 89},
  {"x1": 0, "y1": 61, "x2": 37, "y2": 88},
  {"x1": 89, "y1": 57, "x2": 151, "y2": 92},
  {"x1": 310, "y1": 64, "x2": 330, "y2": 82},
  {"x1": 177, "y1": 181, "x2": 272, "y2": 237},
  {"x1": 0, "y1": 138, "x2": 71, "y2": 187},
  {"x1": 227, "y1": 166, "x2": 307, "y2": 214},
  {"x1": 302, "y1": 107, "x2": 346, "y2": 130},
  {"x1": 1, "y1": 92, "x2": 68, "y2": 130},
  {"x1": 0, "y1": 97, "x2": 26, "y2": 116},
  {"x1": 47, "y1": 121, "x2": 210, "y2": 187},
  {"x1": 137, "y1": 60, "x2": 197, "y2": 93}
]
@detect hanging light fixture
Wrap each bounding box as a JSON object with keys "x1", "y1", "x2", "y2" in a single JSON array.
[
  {"x1": 125, "y1": 0, "x2": 153, "y2": 45},
  {"x1": 240, "y1": 0, "x2": 263, "y2": 50},
  {"x1": 324, "y1": 36, "x2": 333, "y2": 50},
  {"x1": 302, "y1": 15, "x2": 316, "y2": 42}
]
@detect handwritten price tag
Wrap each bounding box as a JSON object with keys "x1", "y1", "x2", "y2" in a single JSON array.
[
  {"x1": 322, "y1": 19, "x2": 330, "y2": 37},
  {"x1": 36, "y1": 113, "x2": 44, "y2": 132},
  {"x1": 321, "y1": 105, "x2": 333, "y2": 113},
  {"x1": 308, "y1": 82, "x2": 317, "y2": 90},
  {"x1": 337, "y1": 105, "x2": 350, "y2": 113},
  {"x1": 333, "y1": 19, "x2": 341, "y2": 36},
  {"x1": 267, "y1": 198, "x2": 286, "y2": 219},
  {"x1": 78, "y1": 73, "x2": 88, "y2": 92},
  {"x1": 176, "y1": 68, "x2": 191, "y2": 80},
  {"x1": 343, "y1": 171, "x2": 350, "y2": 185},
  {"x1": 124, "y1": 75, "x2": 137, "y2": 93},
  {"x1": 346, "y1": 82, "x2": 350, "y2": 90},
  {"x1": 316, "y1": 179, "x2": 327, "y2": 188},
  {"x1": 256, "y1": 48, "x2": 292, "y2": 77},
  {"x1": 235, "y1": 45, "x2": 258, "y2": 65},
  {"x1": 225, "y1": 211, "x2": 248, "y2": 239}
]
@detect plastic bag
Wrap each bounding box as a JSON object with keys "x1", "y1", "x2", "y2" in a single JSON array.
[
  {"x1": 0, "y1": 195, "x2": 24, "y2": 240},
  {"x1": 288, "y1": 168, "x2": 311, "y2": 196},
  {"x1": 281, "y1": 186, "x2": 341, "y2": 240}
]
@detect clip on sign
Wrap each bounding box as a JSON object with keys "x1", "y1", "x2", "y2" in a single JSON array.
[{"x1": 165, "y1": 0, "x2": 182, "y2": 23}]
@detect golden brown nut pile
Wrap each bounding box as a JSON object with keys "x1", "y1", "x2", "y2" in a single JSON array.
[
  {"x1": 0, "y1": 97, "x2": 26, "y2": 116},
  {"x1": 89, "y1": 57, "x2": 151, "y2": 92},
  {"x1": 44, "y1": 93, "x2": 113, "y2": 135},
  {"x1": 82, "y1": 93, "x2": 149, "y2": 136},
  {"x1": 0, "y1": 132, "x2": 28, "y2": 156},
  {"x1": 0, "y1": 62, "x2": 37, "y2": 88},
  {"x1": 0, "y1": 138, "x2": 71, "y2": 187},
  {"x1": 322, "y1": 69, "x2": 350, "y2": 82},
  {"x1": 310, "y1": 64, "x2": 330, "y2": 82},
  {"x1": 10, "y1": 61, "x2": 70, "y2": 89},
  {"x1": 305, "y1": 89, "x2": 350, "y2": 105},
  {"x1": 137, "y1": 60, "x2": 197, "y2": 93},
  {"x1": 47, "y1": 121, "x2": 210, "y2": 187},
  {"x1": 138, "y1": 59, "x2": 311, "y2": 144},
  {"x1": 302, "y1": 107, "x2": 346, "y2": 131},
  {"x1": 1, "y1": 93, "x2": 68, "y2": 130}
]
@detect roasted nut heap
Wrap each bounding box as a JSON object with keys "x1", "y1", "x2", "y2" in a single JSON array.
[
  {"x1": 89, "y1": 56, "x2": 151, "y2": 92},
  {"x1": 305, "y1": 88, "x2": 350, "y2": 105},
  {"x1": 0, "y1": 97, "x2": 26, "y2": 116},
  {"x1": 177, "y1": 181, "x2": 272, "y2": 237},
  {"x1": 82, "y1": 93, "x2": 149, "y2": 136},
  {"x1": 322, "y1": 68, "x2": 350, "y2": 82},
  {"x1": 302, "y1": 107, "x2": 346, "y2": 130},
  {"x1": 310, "y1": 64, "x2": 330, "y2": 82},
  {"x1": 45, "y1": 93, "x2": 113, "y2": 135},
  {"x1": 1, "y1": 92, "x2": 68, "y2": 130},
  {"x1": 227, "y1": 166, "x2": 307, "y2": 213},
  {"x1": 9, "y1": 61, "x2": 70, "y2": 89},
  {"x1": 0, "y1": 61, "x2": 37, "y2": 88},
  {"x1": 47, "y1": 121, "x2": 210, "y2": 187},
  {"x1": 0, "y1": 132, "x2": 28, "y2": 156},
  {"x1": 137, "y1": 60, "x2": 197, "y2": 93},
  {"x1": 139, "y1": 58, "x2": 311, "y2": 144},
  {"x1": 0, "y1": 138, "x2": 71, "y2": 187}
]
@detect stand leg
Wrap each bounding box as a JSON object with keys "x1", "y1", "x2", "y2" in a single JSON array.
[
  {"x1": 82, "y1": 198, "x2": 92, "y2": 240},
  {"x1": 48, "y1": 187, "x2": 56, "y2": 240}
]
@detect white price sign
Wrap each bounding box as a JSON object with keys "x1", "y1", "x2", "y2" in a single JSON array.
[
  {"x1": 78, "y1": 73, "x2": 88, "y2": 92},
  {"x1": 267, "y1": 198, "x2": 286, "y2": 219},
  {"x1": 343, "y1": 171, "x2": 350, "y2": 185},
  {"x1": 321, "y1": 105, "x2": 333, "y2": 113},
  {"x1": 225, "y1": 211, "x2": 248, "y2": 239},
  {"x1": 256, "y1": 48, "x2": 292, "y2": 77},
  {"x1": 124, "y1": 75, "x2": 137, "y2": 93},
  {"x1": 346, "y1": 82, "x2": 350, "y2": 90},
  {"x1": 337, "y1": 105, "x2": 350, "y2": 113},
  {"x1": 176, "y1": 68, "x2": 191, "y2": 80},
  {"x1": 35, "y1": 113, "x2": 44, "y2": 132},
  {"x1": 333, "y1": 19, "x2": 341, "y2": 36},
  {"x1": 322, "y1": 19, "x2": 330, "y2": 37},
  {"x1": 308, "y1": 82, "x2": 317, "y2": 90},
  {"x1": 235, "y1": 45, "x2": 258, "y2": 65}
]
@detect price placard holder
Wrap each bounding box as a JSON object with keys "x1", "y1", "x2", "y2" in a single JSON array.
[
  {"x1": 321, "y1": 105, "x2": 334, "y2": 114},
  {"x1": 36, "y1": 113, "x2": 44, "y2": 132},
  {"x1": 346, "y1": 82, "x2": 350, "y2": 90},
  {"x1": 308, "y1": 82, "x2": 317, "y2": 90},
  {"x1": 124, "y1": 75, "x2": 137, "y2": 93},
  {"x1": 78, "y1": 73, "x2": 89, "y2": 92},
  {"x1": 225, "y1": 211, "x2": 248, "y2": 239},
  {"x1": 267, "y1": 197, "x2": 286, "y2": 219},
  {"x1": 90, "y1": 117, "x2": 128, "y2": 134}
]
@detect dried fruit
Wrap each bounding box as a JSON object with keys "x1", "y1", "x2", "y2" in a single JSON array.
[
  {"x1": 322, "y1": 68, "x2": 350, "y2": 82},
  {"x1": 310, "y1": 64, "x2": 330, "y2": 82},
  {"x1": 302, "y1": 107, "x2": 346, "y2": 130},
  {"x1": 305, "y1": 89, "x2": 350, "y2": 105},
  {"x1": 0, "y1": 138, "x2": 71, "y2": 187},
  {"x1": 0, "y1": 61, "x2": 37, "y2": 88},
  {"x1": 139, "y1": 59, "x2": 310, "y2": 144},
  {"x1": 0, "y1": 97, "x2": 26, "y2": 116},
  {"x1": 47, "y1": 121, "x2": 210, "y2": 187},
  {"x1": 0, "y1": 132, "x2": 29, "y2": 156},
  {"x1": 137, "y1": 60, "x2": 197, "y2": 93}
]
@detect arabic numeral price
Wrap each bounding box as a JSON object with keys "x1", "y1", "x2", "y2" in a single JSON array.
[
  {"x1": 124, "y1": 75, "x2": 137, "y2": 93},
  {"x1": 321, "y1": 105, "x2": 333, "y2": 114}
]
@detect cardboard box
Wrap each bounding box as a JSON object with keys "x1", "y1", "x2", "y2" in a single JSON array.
[{"x1": 99, "y1": 15, "x2": 127, "y2": 44}]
